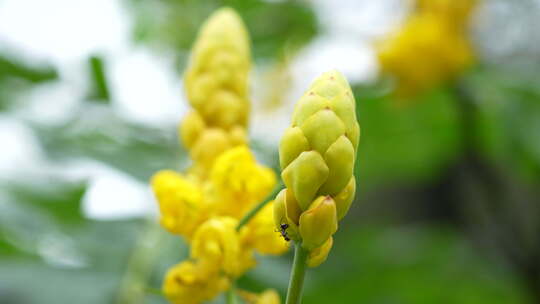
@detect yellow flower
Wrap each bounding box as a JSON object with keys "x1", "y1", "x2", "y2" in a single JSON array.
[
  {"x1": 377, "y1": 0, "x2": 476, "y2": 96},
  {"x1": 190, "y1": 216, "x2": 242, "y2": 277},
  {"x1": 240, "y1": 289, "x2": 282, "y2": 304},
  {"x1": 416, "y1": 0, "x2": 478, "y2": 26},
  {"x1": 257, "y1": 289, "x2": 281, "y2": 304},
  {"x1": 190, "y1": 216, "x2": 257, "y2": 278},
  {"x1": 162, "y1": 260, "x2": 229, "y2": 304},
  {"x1": 210, "y1": 146, "x2": 277, "y2": 218},
  {"x1": 151, "y1": 170, "x2": 207, "y2": 239},
  {"x1": 241, "y1": 202, "x2": 289, "y2": 255}
]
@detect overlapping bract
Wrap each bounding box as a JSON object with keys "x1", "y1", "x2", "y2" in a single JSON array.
[
  {"x1": 378, "y1": 0, "x2": 477, "y2": 96},
  {"x1": 152, "y1": 7, "x2": 287, "y2": 304},
  {"x1": 274, "y1": 70, "x2": 359, "y2": 266}
]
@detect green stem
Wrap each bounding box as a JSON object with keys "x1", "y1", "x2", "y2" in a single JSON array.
[
  {"x1": 226, "y1": 281, "x2": 238, "y2": 304},
  {"x1": 116, "y1": 218, "x2": 164, "y2": 304},
  {"x1": 236, "y1": 182, "x2": 283, "y2": 231},
  {"x1": 285, "y1": 242, "x2": 309, "y2": 304}
]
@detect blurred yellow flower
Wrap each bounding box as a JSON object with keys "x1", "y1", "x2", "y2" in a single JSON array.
[
  {"x1": 377, "y1": 0, "x2": 477, "y2": 96},
  {"x1": 240, "y1": 289, "x2": 282, "y2": 304},
  {"x1": 417, "y1": 0, "x2": 478, "y2": 26},
  {"x1": 210, "y1": 146, "x2": 277, "y2": 218},
  {"x1": 256, "y1": 289, "x2": 281, "y2": 304},
  {"x1": 163, "y1": 260, "x2": 229, "y2": 304},
  {"x1": 190, "y1": 216, "x2": 241, "y2": 277},
  {"x1": 151, "y1": 170, "x2": 207, "y2": 239}
]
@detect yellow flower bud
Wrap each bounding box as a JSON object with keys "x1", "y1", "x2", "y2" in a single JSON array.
[
  {"x1": 184, "y1": 7, "x2": 251, "y2": 129},
  {"x1": 307, "y1": 236, "x2": 333, "y2": 268},
  {"x1": 299, "y1": 196, "x2": 338, "y2": 250},
  {"x1": 229, "y1": 125, "x2": 248, "y2": 146},
  {"x1": 190, "y1": 128, "x2": 232, "y2": 173},
  {"x1": 162, "y1": 260, "x2": 229, "y2": 304},
  {"x1": 180, "y1": 111, "x2": 206, "y2": 150}
]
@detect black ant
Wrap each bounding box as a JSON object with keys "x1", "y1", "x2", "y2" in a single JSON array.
[{"x1": 275, "y1": 221, "x2": 291, "y2": 242}]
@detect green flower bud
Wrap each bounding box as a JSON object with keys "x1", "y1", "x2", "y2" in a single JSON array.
[
  {"x1": 299, "y1": 196, "x2": 338, "y2": 250},
  {"x1": 275, "y1": 70, "x2": 360, "y2": 266},
  {"x1": 279, "y1": 70, "x2": 359, "y2": 212}
]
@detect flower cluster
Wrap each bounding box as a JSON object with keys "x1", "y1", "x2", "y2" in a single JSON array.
[
  {"x1": 151, "y1": 8, "x2": 287, "y2": 304},
  {"x1": 377, "y1": 0, "x2": 477, "y2": 96},
  {"x1": 273, "y1": 71, "x2": 359, "y2": 267}
]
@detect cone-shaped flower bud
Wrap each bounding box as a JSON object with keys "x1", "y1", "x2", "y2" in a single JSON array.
[
  {"x1": 184, "y1": 7, "x2": 251, "y2": 130},
  {"x1": 279, "y1": 70, "x2": 359, "y2": 213},
  {"x1": 275, "y1": 70, "x2": 359, "y2": 264},
  {"x1": 299, "y1": 196, "x2": 338, "y2": 250},
  {"x1": 180, "y1": 7, "x2": 252, "y2": 178}
]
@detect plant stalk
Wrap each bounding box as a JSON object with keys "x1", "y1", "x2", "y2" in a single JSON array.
[
  {"x1": 285, "y1": 242, "x2": 309, "y2": 304},
  {"x1": 226, "y1": 281, "x2": 238, "y2": 304},
  {"x1": 236, "y1": 182, "x2": 283, "y2": 231}
]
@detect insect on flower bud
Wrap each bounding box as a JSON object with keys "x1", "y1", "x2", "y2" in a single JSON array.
[{"x1": 273, "y1": 189, "x2": 301, "y2": 241}]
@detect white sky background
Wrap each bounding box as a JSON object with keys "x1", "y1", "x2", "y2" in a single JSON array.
[{"x1": 0, "y1": 0, "x2": 406, "y2": 219}]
